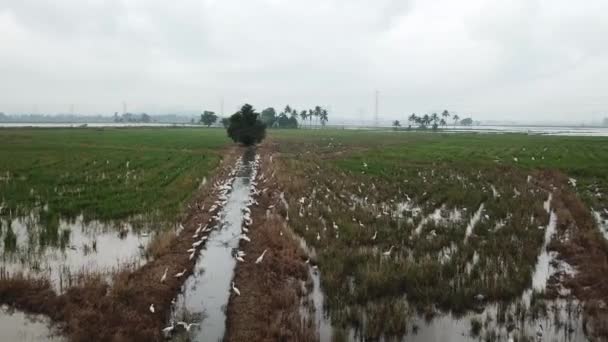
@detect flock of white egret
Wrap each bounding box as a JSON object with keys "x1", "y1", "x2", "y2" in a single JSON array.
[{"x1": 158, "y1": 153, "x2": 274, "y2": 338}]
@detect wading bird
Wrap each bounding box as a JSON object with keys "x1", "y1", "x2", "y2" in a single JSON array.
[
  {"x1": 382, "y1": 246, "x2": 395, "y2": 256},
  {"x1": 317, "y1": 232, "x2": 321, "y2": 241},
  {"x1": 255, "y1": 249, "x2": 268, "y2": 264},
  {"x1": 240, "y1": 234, "x2": 251, "y2": 242},
  {"x1": 232, "y1": 282, "x2": 240, "y2": 296},
  {"x1": 372, "y1": 231, "x2": 377, "y2": 240},
  {"x1": 174, "y1": 268, "x2": 186, "y2": 278},
  {"x1": 236, "y1": 255, "x2": 245, "y2": 262},
  {"x1": 177, "y1": 321, "x2": 200, "y2": 332},
  {"x1": 160, "y1": 267, "x2": 168, "y2": 283},
  {"x1": 162, "y1": 322, "x2": 176, "y2": 336},
  {"x1": 149, "y1": 304, "x2": 155, "y2": 313}
]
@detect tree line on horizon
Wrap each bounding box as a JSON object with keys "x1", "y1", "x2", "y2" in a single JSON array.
[
  {"x1": 392, "y1": 110, "x2": 473, "y2": 130},
  {"x1": 200, "y1": 104, "x2": 329, "y2": 129}
]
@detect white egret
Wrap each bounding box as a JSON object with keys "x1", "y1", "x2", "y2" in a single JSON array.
[
  {"x1": 192, "y1": 240, "x2": 203, "y2": 248},
  {"x1": 372, "y1": 231, "x2": 377, "y2": 240},
  {"x1": 189, "y1": 251, "x2": 196, "y2": 260},
  {"x1": 255, "y1": 249, "x2": 268, "y2": 264},
  {"x1": 162, "y1": 323, "x2": 175, "y2": 335},
  {"x1": 231, "y1": 282, "x2": 240, "y2": 296},
  {"x1": 317, "y1": 232, "x2": 321, "y2": 241},
  {"x1": 382, "y1": 246, "x2": 395, "y2": 256},
  {"x1": 174, "y1": 268, "x2": 186, "y2": 278},
  {"x1": 236, "y1": 255, "x2": 245, "y2": 262},
  {"x1": 240, "y1": 234, "x2": 251, "y2": 242},
  {"x1": 149, "y1": 304, "x2": 155, "y2": 313},
  {"x1": 177, "y1": 321, "x2": 200, "y2": 332},
  {"x1": 237, "y1": 250, "x2": 246, "y2": 257},
  {"x1": 160, "y1": 267, "x2": 168, "y2": 283}
]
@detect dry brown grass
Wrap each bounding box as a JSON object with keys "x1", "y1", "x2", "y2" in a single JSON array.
[
  {"x1": 536, "y1": 169, "x2": 608, "y2": 339},
  {"x1": 224, "y1": 143, "x2": 316, "y2": 342}
]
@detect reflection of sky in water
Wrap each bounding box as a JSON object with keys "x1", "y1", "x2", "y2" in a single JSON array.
[
  {"x1": 171, "y1": 152, "x2": 255, "y2": 342},
  {"x1": 299, "y1": 200, "x2": 588, "y2": 342},
  {"x1": 0, "y1": 214, "x2": 152, "y2": 291},
  {"x1": 0, "y1": 305, "x2": 64, "y2": 342}
]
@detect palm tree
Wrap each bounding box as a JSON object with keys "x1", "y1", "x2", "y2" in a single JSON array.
[
  {"x1": 313, "y1": 106, "x2": 321, "y2": 128},
  {"x1": 452, "y1": 114, "x2": 460, "y2": 127},
  {"x1": 308, "y1": 109, "x2": 313, "y2": 128},
  {"x1": 320, "y1": 108, "x2": 329, "y2": 126},
  {"x1": 392, "y1": 120, "x2": 401, "y2": 130},
  {"x1": 441, "y1": 110, "x2": 450, "y2": 121},
  {"x1": 285, "y1": 105, "x2": 292, "y2": 114},
  {"x1": 300, "y1": 110, "x2": 307, "y2": 128},
  {"x1": 408, "y1": 113, "x2": 418, "y2": 128},
  {"x1": 422, "y1": 114, "x2": 430, "y2": 129},
  {"x1": 430, "y1": 113, "x2": 439, "y2": 130},
  {"x1": 439, "y1": 118, "x2": 447, "y2": 128}
]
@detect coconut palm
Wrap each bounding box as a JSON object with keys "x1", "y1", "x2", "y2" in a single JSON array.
[
  {"x1": 320, "y1": 108, "x2": 329, "y2": 126},
  {"x1": 439, "y1": 118, "x2": 447, "y2": 128},
  {"x1": 314, "y1": 106, "x2": 322, "y2": 127},
  {"x1": 422, "y1": 114, "x2": 430, "y2": 129},
  {"x1": 299, "y1": 110, "x2": 307, "y2": 128},
  {"x1": 452, "y1": 114, "x2": 460, "y2": 127},
  {"x1": 285, "y1": 105, "x2": 292, "y2": 114},
  {"x1": 441, "y1": 110, "x2": 450, "y2": 121},
  {"x1": 308, "y1": 109, "x2": 313, "y2": 128},
  {"x1": 408, "y1": 113, "x2": 418, "y2": 128}
]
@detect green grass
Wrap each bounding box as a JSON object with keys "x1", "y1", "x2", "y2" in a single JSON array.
[
  {"x1": 0, "y1": 127, "x2": 230, "y2": 223},
  {"x1": 271, "y1": 129, "x2": 608, "y2": 339}
]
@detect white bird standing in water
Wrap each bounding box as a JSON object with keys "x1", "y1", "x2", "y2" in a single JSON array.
[
  {"x1": 177, "y1": 321, "x2": 200, "y2": 332},
  {"x1": 255, "y1": 249, "x2": 268, "y2": 264},
  {"x1": 174, "y1": 268, "x2": 186, "y2": 278},
  {"x1": 372, "y1": 231, "x2": 377, "y2": 240},
  {"x1": 317, "y1": 232, "x2": 321, "y2": 241},
  {"x1": 236, "y1": 255, "x2": 245, "y2": 262},
  {"x1": 383, "y1": 246, "x2": 395, "y2": 256},
  {"x1": 232, "y1": 282, "x2": 240, "y2": 296},
  {"x1": 240, "y1": 234, "x2": 251, "y2": 242},
  {"x1": 160, "y1": 267, "x2": 168, "y2": 283},
  {"x1": 149, "y1": 304, "x2": 155, "y2": 313}
]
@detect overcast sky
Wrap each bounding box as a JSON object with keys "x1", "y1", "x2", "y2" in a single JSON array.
[{"x1": 1, "y1": 0, "x2": 607, "y2": 123}]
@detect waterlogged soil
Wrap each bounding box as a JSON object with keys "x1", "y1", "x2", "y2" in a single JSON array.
[
  {"x1": 169, "y1": 149, "x2": 257, "y2": 341},
  {"x1": 1, "y1": 214, "x2": 153, "y2": 291},
  {"x1": 0, "y1": 305, "x2": 63, "y2": 342}
]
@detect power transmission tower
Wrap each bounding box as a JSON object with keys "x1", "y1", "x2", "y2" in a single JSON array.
[{"x1": 374, "y1": 90, "x2": 379, "y2": 127}]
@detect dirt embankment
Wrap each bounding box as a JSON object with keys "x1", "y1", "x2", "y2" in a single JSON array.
[
  {"x1": 536, "y1": 169, "x2": 608, "y2": 338},
  {"x1": 0, "y1": 146, "x2": 243, "y2": 341},
  {"x1": 224, "y1": 141, "x2": 316, "y2": 342}
]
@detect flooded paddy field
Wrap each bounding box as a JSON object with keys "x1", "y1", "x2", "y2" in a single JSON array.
[
  {"x1": 0, "y1": 127, "x2": 230, "y2": 340},
  {"x1": 1, "y1": 127, "x2": 607, "y2": 341},
  {"x1": 269, "y1": 130, "x2": 608, "y2": 341}
]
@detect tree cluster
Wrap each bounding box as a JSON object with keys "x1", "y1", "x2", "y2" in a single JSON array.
[
  {"x1": 260, "y1": 105, "x2": 329, "y2": 128},
  {"x1": 113, "y1": 112, "x2": 152, "y2": 123},
  {"x1": 226, "y1": 104, "x2": 266, "y2": 146},
  {"x1": 407, "y1": 110, "x2": 466, "y2": 130}
]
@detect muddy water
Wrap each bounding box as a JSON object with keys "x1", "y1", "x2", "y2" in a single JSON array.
[
  {"x1": 0, "y1": 305, "x2": 64, "y2": 342},
  {"x1": 299, "y1": 195, "x2": 589, "y2": 342},
  {"x1": 170, "y1": 150, "x2": 256, "y2": 341},
  {"x1": 0, "y1": 214, "x2": 152, "y2": 291}
]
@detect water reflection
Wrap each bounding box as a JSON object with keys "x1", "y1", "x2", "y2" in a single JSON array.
[
  {"x1": 170, "y1": 149, "x2": 257, "y2": 341},
  {"x1": 0, "y1": 305, "x2": 64, "y2": 342},
  {"x1": 0, "y1": 212, "x2": 155, "y2": 291}
]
